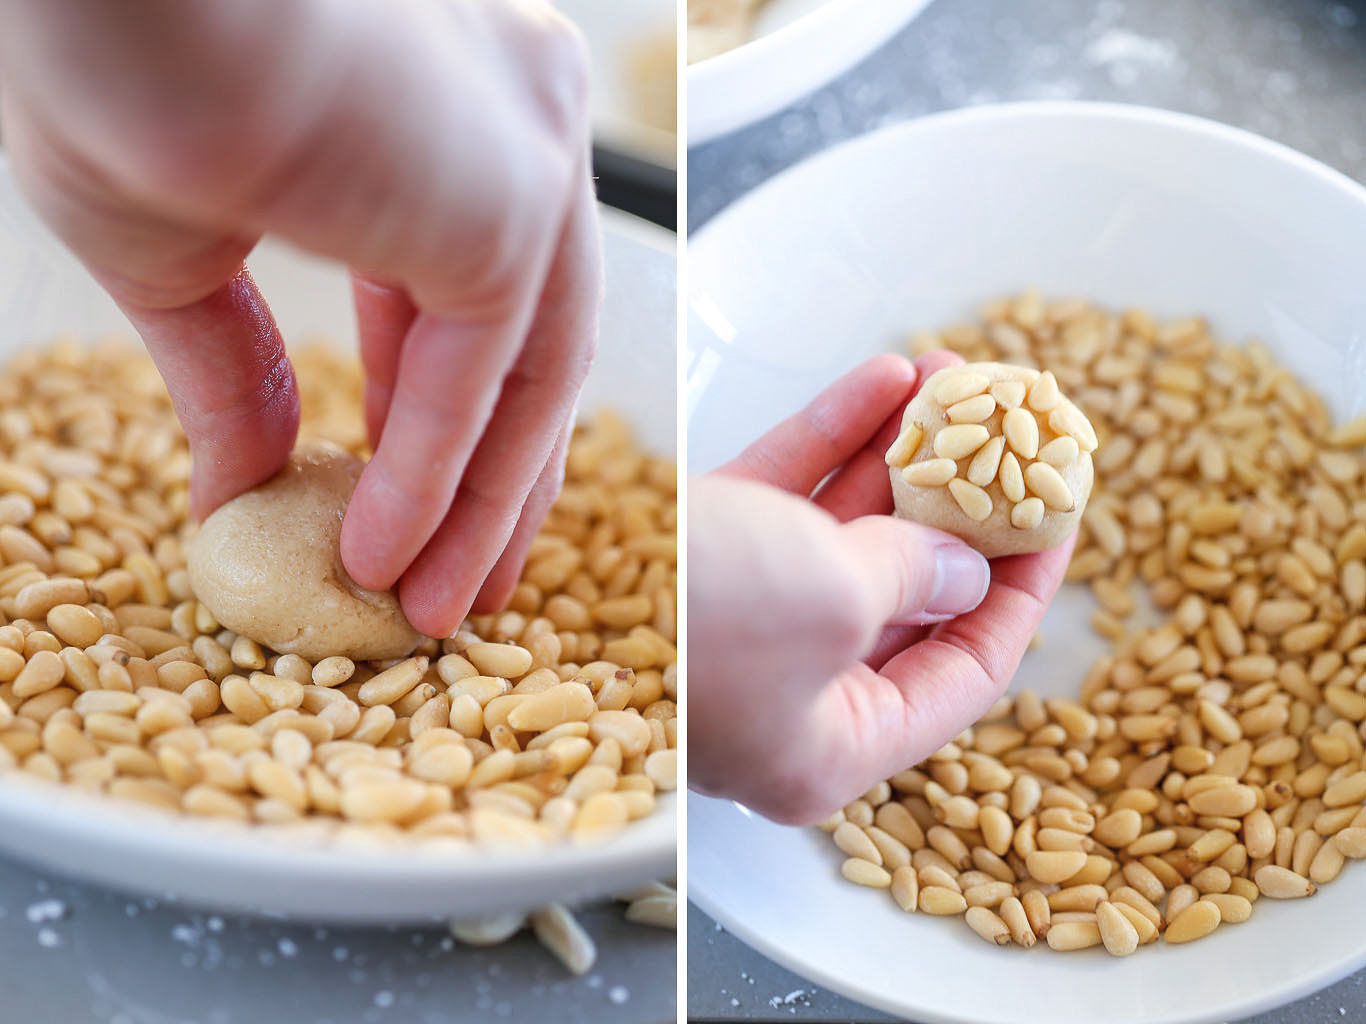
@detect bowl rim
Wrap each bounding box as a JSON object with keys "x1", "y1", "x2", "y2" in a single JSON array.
[
  {"x1": 689, "y1": 0, "x2": 876, "y2": 74},
  {"x1": 687, "y1": 0, "x2": 933, "y2": 144},
  {"x1": 690, "y1": 99, "x2": 1366, "y2": 239}
]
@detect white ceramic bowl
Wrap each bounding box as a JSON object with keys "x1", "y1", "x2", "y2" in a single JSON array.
[
  {"x1": 687, "y1": 0, "x2": 933, "y2": 145},
  {"x1": 558, "y1": 0, "x2": 676, "y2": 168},
  {"x1": 687, "y1": 102, "x2": 1366, "y2": 1024},
  {"x1": 0, "y1": 161, "x2": 677, "y2": 923}
]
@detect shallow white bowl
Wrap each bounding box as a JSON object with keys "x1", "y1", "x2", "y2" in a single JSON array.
[
  {"x1": 687, "y1": 102, "x2": 1366, "y2": 1024},
  {"x1": 0, "y1": 163, "x2": 677, "y2": 923},
  {"x1": 687, "y1": 0, "x2": 933, "y2": 145}
]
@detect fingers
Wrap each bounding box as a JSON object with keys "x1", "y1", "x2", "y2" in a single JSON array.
[
  {"x1": 811, "y1": 403, "x2": 906, "y2": 521},
  {"x1": 813, "y1": 350, "x2": 968, "y2": 521},
  {"x1": 839, "y1": 515, "x2": 990, "y2": 628},
  {"x1": 120, "y1": 267, "x2": 301, "y2": 519},
  {"x1": 910, "y1": 349, "x2": 966, "y2": 383},
  {"x1": 715, "y1": 354, "x2": 916, "y2": 494},
  {"x1": 469, "y1": 417, "x2": 573, "y2": 615},
  {"x1": 385, "y1": 177, "x2": 600, "y2": 635},
  {"x1": 352, "y1": 273, "x2": 416, "y2": 450}
]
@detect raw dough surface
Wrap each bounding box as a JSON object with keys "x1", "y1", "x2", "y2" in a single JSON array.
[
  {"x1": 888, "y1": 362, "x2": 1096, "y2": 557},
  {"x1": 187, "y1": 442, "x2": 421, "y2": 661}
]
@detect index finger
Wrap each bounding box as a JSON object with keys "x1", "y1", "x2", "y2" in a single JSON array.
[
  {"x1": 714, "y1": 354, "x2": 917, "y2": 495},
  {"x1": 814, "y1": 350, "x2": 966, "y2": 521}
]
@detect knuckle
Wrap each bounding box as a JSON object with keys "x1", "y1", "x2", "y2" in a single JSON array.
[
  {"x1": 523, "y1": 10, "x2": 592, "y2": 146},
  {"x1": 415, "y1": 134, "x2": 570, "y2": 317}
]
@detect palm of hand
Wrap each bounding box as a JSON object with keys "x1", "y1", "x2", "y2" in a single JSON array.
[{"x1": 702, "y1": 352, "x2": 1074, "y2": 824}]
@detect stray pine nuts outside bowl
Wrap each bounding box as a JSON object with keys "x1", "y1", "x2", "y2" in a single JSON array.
[
  {"x1": 688, "y1": 102, "x2": 1366, "y2": 1024},
  {"x1": 0, "y1": 158, "x2": 677, "y2": 924}
]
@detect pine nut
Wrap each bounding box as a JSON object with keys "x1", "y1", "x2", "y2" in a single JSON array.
[
  {"x1": 966, "y1": 437, "x2": 1006, "y2": 488},
  {"x1": 1038, "y1": 436, "x2": 1081, "y2": 468},
  {"x1": 1164, "y1": 899, "x2": 1221, "y2": 944},
  {"x1": 834, "y1": 821, "x2": 882, "y2": 865},
  {"x1": 989, "y1": 379, "x2": 1026, "y2": 409},
  {"x1": 947, "y1": 394, "x2": 998, "y2": 424},
  {"x1": 963, "y1": 881, "x2": 1014, "y2": 908},
  {"x1": 466, "y1": 643, "x2": 533, "y2": 680},
  {"x1": 1026, "y1": 371, "x2": 1061, "y2": 413},
  {"x1": 900, "y1": 458, "x2": 956, "y2": 488},
  {"x1": 592, "y1": 595, "x2": 653, "y2": 630},
  {"x1": 356, "y1": 657, "x2": 428, "y2": 707},
  {"x1": 1002, "y1": 408, "x2": 1040, "y2": 460},
  {"x1": 1010, "y1": 498, "x2": 1045, "y2": 530},
  {"x1": 948, "y1": 479, "x2": 993, "y2": 522},
  {"x1": 885, "y1": 423, "x2": 925, "y2": 468},
  {"x1": 1025, "y1": 849, "x2": 1086, "y2": 885},
  {"x1": 919, "y1": 885, "x2": 967, "y2": 915},
  {"x1": 1322, "y1": 771, "x2": 1366, "y2": 807},
  {"x1": 998, "y1": 896, "x2": 1035, "y2": 947},
  {"x1": 1046, "y1": 920, "x2": 1101, "y2": 951},
  {"x1": 12, "y1": 650, "x2": 64, "y2": 699},
  {"x1": 529, "y1": 904, "x2": 596, "y2": 975},
  {"x1": 998, "y1": 452, "x2": 1026, "y2": 503},
  {"x1": 45, "y1": 604, "x2": 102, "y2": 648},
  {"x1": 1188, "y1": 784, "x2": 1257, "y2": 817},
  {"x1": 934, "y1": 424, "x2": 991, "y2": 461},
  {"x1": 965, "y1": 905, "x2": 1011, "y2": 945},
  {"x1": 1024, "y1": 462, "x2": 1074, "y2": 511},
  {"x1": 1255, "y1": 865, "x2": 1316, "y2": 899},
  {"x1": 934, "y1": 371, "x2": 990, "y2": 406},
  {"x1": 1007, "y1": 890, "x2": 1046, "y2": 939},
  {"x1": 1096, "y1": 900, "x2": 1139, "y2": 957},
  {"x1": 1048, "y1": 403, "x2": 1099, "y2": 452},
  {"x1": 1110, "y1": 901, "x2": 1159, "y2": 945},
  {"x1": 890, "y1": 865, "x2": 919, "y2": 912}
]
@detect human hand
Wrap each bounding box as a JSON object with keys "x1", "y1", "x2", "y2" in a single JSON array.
[
  {"x1": 688, "y1": 353, "x2": 1075, "y2": 825},
  {"x1": 0, "y1": 0, "x2": 601, "y2": 637}
]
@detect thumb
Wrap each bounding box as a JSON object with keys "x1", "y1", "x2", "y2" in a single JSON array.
[
  {"x1": 839, "y1": 515, "x2": 991, "y2": 627},
  {"x1": 123, "y1": 268, "x2": 302, "y2": 520}
]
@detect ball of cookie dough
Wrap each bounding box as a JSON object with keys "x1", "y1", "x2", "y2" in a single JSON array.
[
  {"x1": 187, "y1": 441, "x2": 422, "y2": 661},
  {"x1": 886, "y1": 362, "x2": 1097, "y2": 558}
]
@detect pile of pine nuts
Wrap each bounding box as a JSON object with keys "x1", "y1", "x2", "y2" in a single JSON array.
[
  {"x1": 824, "y1": 294, "x2": 1366, "y2": 955},
  {"x1": 0, "y1": 341, "x2": 677, "y2": 847}
]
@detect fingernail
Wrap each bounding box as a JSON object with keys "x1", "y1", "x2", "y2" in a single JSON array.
[{"x1": 926, "y1": 544, "x2": 991, "y2": 618}]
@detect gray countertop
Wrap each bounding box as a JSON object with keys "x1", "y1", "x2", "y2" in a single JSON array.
[
  {"x1": 686, "y1": 0, "x2": 1366, "y2": 1020},
  {"x1": 0, "y1": 850, "x2": 675, "y2": 1024},
  {"x1": 689, "y1": 0, "x2": 1366, "y2": 233}
]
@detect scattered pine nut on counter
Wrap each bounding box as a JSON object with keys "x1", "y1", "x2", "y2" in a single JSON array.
[
  {"x1": 447, "y1": 881, "x2": 677, "y2": 976},
  {"x1": 827, "y1": 294, "x2": 1366, "y2": 955},
  {"x1": 0, "y1": 341, "x2": 677, "y2": 847}
]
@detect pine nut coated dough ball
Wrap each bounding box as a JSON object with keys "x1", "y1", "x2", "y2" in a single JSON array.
[
  {"x1": 886, "y1": 362, "x2": 1097, "y2": 557},
  {"x1": 187, "y1": 441, "x2": 421, "y2": 660}
]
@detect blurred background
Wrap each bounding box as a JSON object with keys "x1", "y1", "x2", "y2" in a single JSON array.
[
  {"x1": 688, "y1": 0, "x2": 1366, "y2": 232},
  {"x1": 564, "y1": 0, "x2": 678, "y2": 229}
]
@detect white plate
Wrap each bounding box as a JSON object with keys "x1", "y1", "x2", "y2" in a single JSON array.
[
  {"x1": 687, "y1": 103, "x2": 1366, "y2": 1024},
  {"x1": 558, "y1": 0, "x2": 676, "y2": 168},
  {"x1": 0, "y1": 160, "x2": 677, "y2": 923},
  {"x1": 687, "y1": 0, "x2": 933, "y2": 145}
]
